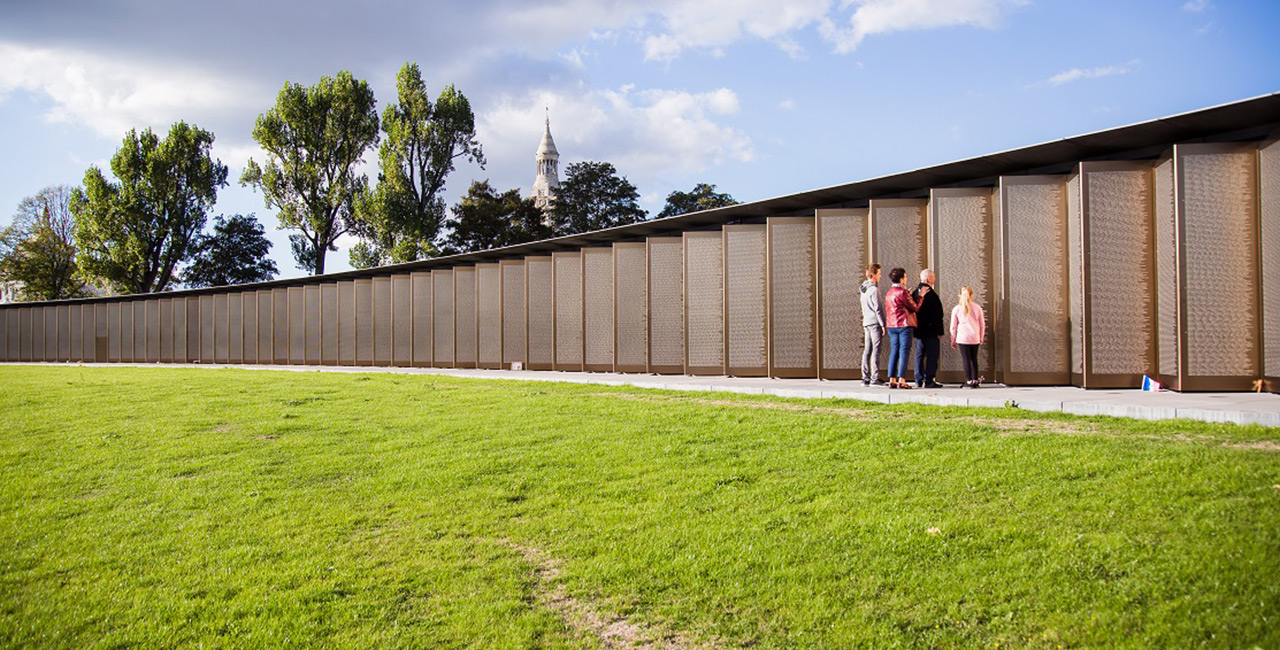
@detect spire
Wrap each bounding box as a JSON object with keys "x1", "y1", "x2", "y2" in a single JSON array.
[{"x1": 530, "y1": 110, "x2": 560, "y2": 212}]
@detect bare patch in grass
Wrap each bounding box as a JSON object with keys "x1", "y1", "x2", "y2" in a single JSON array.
[{"x1": 495, "y1": 538, "x2": 714, "y2": 649}]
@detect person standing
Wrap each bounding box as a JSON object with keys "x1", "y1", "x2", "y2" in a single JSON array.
[
  {"x1": 949, "y1": 286, "x2": 986, "y2": 388},
  {"x1": 859, "y1": 263, "x2": 886, "y2": 386},
  {"x1": 912, "y1": 269, "x2": 944, "y2": 388},
  {"x1": 884, "y1": 267, "x2": 922, "y2": 389}
]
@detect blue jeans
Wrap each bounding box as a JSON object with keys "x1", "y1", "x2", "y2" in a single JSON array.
[
  {"x1": 914, "y1": 336, "x2": 940, "y2": 386},
  {"x1": 886, "y1": 327, "x2": 913, "y2": 378}
]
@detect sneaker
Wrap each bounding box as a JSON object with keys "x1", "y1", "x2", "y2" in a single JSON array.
[
  {"x1": 924, "y1": 381, "x2": 945, "y2": 389},
  {"x1": 870, "y1": 379, "x2": 887, "y2": 387},
  {"x1": 862, "y1": 378, "x2": 871, "y2": 386}
]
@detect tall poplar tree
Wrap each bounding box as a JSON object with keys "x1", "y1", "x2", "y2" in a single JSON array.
[
  {"x1": 350, "y1": 63, "x2": 484, "y2": 268},
  {"x1": 72, "y1": 122, "x2": 228, "y2": 294},
  {"x1": 241, "y1": 71, "x2": 379, "y2": 275}
]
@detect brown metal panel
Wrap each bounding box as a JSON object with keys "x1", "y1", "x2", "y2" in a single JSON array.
[
  {"x1": 432, "y1": 270, "x2": 454, "y2": 367},
  {"x1": 185, "y1": 297, "x2": 199, "y2": 363},
  {"x1": 724, "y1": 225, "x2": 767, "y2": 376},
  {"x1": 5, "y1": 309, "x2": 17, "y2": 361},
  {"x1": 57, "y1": 304, "x2": 70, "y2": 361},
  {"x1": 304, "y1": 284, "x2": 321, "y2": 365},
  {"x1": 768, "y1": 217, "x2": 817, "y2": 378},
  {"x1": 143, "y1": 300, "x2": 157, "y2": 362},
  {"x1": 321, "y1": 283, "x2": 338, "y2": 365},
  {"x1": 32, "y1": 307, "x2": 45, "y2": 361},
  {"x1": 225, "y1": 294, "x2": 241, "y2": 364},
  {"x1": 648, "y1": 238, "x2": 684, "y2": 374},
  {"x1": 1175, "y1": 142, "x2": 1259, "y2": 391},
  {"x1": 373, "y1": 276, "x2": 393, "y2": 366},
  {"x1": 0, "y1": 309, "x2": 6, "y2": 362},
  {"x1": 500, "y1": 261, "x2": 525, "y2": 367},
  {"x1": 338, "y1": 281, "x2": 356, "y2": 365},
  {"x1": 355, "y1": 279, "x2": 373, "y2": 365},
  {"x1": 74, "y1": 305, "x2": 89, "y2": 362},
  {"x1": 454, "y1": 267, "x2": 477, "y2": 368},
  {"x1": 107, "y1": 303, "x2": 121, "y2": 362},
  {"x1": 870, "y1": 199, "x2": 926, "y2": 381},
  {"x1": 476, "y1": 264, "x2": 502, "y2": 369},
  {"x1": 241, "y1": 293, "x2": 257, "y2": 364},
  {"x1": 684, "y1": 232, "x2": 724, "y2": 375},
  {"x1": 288, "y1": 286, "x2": 305, "y2": 365},
  {"x1": 990, "y1": 186, "x2": 1005, "y2": 384},
  {"x1": 272, "y1": 288, "x2": 288, "y2": 364},
  {"x1": 1076, "y1": 162, "x2": 1156, "y2": 389},
  {"x1": 817, "y1": 209, "x2": 868, "y2": 380},
  {"x1": 999, "y1": 176, "x2": 1071, "y2": 385},
  {"x1": 412, "y1": 272, "x2": 432, "y2": 366},
  {"x1": 213, "y1": 293, "x2": 228, "y2": 363},
  {"x1": 119, "y1": 301, "x2": 135, "y2": 362},
  {"x1": 22, "y1": 307, "x2": 35, "y2": 361},
  {"x1": 582, "y1": 248, "x2": 614, "y2": 372},
  {"x1": 392, "y1": 274, "x2": 413, "y2": 366},
  {"x1": 525, "y1": 258, "x2": 553, "y2": 370},
  {"x1": 1153, "y1": 153, "x2": 1179, "y2": 389},
  {"x1": 68, "y1": 305, "x2": 81, "y2": 362},
  {"x1": 928, "y1": 190, "x2": 994, "y2": 384},
  {"x1": 198, "y1": 295, "x2": 213, "y2": 363},
  {"x1": 132, "y1": 301, "x2": 146, "y2": 363},
  {"x1": 552, "y1": 253, "x2": 582, "y2": 371},
  {"x1": 613, "y1": 243, "x2": 648, "y2": 373},
  {"x1": 1261, "y1": 135, "x2": 1280, "y2": 392},
  {"x1": 256, "y1": 291, "x2": 272, "y2": 365},
  {"x1": 159, "y1": 299, "x2": 173, "y2": 362}
]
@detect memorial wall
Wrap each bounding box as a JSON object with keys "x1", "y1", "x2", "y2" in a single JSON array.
[{"x1": 1, "y1": 97, "x2": 1277, "y2": 392}]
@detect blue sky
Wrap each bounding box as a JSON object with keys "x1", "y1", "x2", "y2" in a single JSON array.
[{"x1": 1, "y1": 0, "x2": 1277, "y2": 280}]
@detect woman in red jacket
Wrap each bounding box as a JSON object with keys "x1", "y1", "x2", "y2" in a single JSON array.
[{"x1": 884, "y1": 267, "x2": 925, "y2": 389}]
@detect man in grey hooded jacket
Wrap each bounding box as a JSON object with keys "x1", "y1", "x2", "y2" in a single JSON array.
[{"x1": 860, "y1": 263, "x2": 886, "y2": 386}]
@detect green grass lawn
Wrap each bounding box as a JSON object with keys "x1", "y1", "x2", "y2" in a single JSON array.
[{"x1": 0, "y1": 366, "x2": 1277, "y2": 649}]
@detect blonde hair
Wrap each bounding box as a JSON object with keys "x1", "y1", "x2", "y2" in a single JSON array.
[{"x1": 959, "y1": 286, "x2": 973, "y2": 316}]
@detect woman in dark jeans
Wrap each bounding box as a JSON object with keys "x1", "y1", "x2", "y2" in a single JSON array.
[{"x1": 883, "y1": 267, "x2": 925, "y2": 389}]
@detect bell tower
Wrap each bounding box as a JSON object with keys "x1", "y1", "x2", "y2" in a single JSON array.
[{"x1": 529, "y1": 110, "x2": 560, "y2": 213}]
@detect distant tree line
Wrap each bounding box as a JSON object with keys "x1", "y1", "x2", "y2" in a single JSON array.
[{"x1": 0, "y1": 62, "x2": 739, "y2": 301}]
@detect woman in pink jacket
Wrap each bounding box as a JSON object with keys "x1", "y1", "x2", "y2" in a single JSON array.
[{"x1": 949, "y1": 286, "x2": 985, "y2": 388}]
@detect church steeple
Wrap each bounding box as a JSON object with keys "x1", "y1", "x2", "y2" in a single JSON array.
[{"x1": 529, "y1": 110, "x2": 560, "y2": 212}]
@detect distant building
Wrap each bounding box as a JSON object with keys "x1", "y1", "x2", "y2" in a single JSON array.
[
  {"x1": 0, "y1": 281, "x2": 21, "y2": 304},
  {"x1": 528, "y1": 114, "x2": 561, "y2": 219}
]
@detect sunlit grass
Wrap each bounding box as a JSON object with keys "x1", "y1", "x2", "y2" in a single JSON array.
[{"x1": 1, "y1": 365, "x2": 1276, "y2": 648}]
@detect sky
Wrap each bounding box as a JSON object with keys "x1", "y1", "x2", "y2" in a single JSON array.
[{"x1": 1, "y1": 0, "x2": 1278, "y2": 281}]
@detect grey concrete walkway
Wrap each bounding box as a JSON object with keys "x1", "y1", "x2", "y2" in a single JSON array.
[{"x1": 13, "y1": 362, "x2": 1278, "y2": 427}]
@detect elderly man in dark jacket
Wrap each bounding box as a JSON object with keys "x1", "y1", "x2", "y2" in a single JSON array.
[{"x1": 912, "y1": 268, "x2": 944, "y2": 388}]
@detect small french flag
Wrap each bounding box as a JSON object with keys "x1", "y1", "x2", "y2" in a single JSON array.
[{"x1": 1141, "y1": 375, "x2": 1162, "y2": 392}]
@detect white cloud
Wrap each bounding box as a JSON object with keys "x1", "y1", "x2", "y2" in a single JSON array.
[
  {"x1": 819, "y1": 0, "x2": 1027, "y2": 54},
  {"x1": 1035, "y1": 59, "x2": 1141, "y2": 87},
  {"x1": 779, "y1": 99, "x2": 796, "y2": 110},
  {"x1": 476, "y1": 85, "x2": 753, "y2": 195},
  {"x1": 0, "y1": 42, "x2": 265, "y2": 141},
  {"x1": 1182, "y1": 0, "x2": 1212, "y2": 12},
  {"x1": 640, "y1": 0, "x2": 832, "y2": 61}
]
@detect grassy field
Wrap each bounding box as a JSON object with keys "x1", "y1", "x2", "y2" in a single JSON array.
[{"x1": 0, "y1": 365, "x2": 1277, "y2": 649}]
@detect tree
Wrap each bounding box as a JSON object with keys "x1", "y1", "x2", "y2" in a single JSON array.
[
  {"x1": 72, "y1": 122, "x2": 228, "y2": 294},
  {"x1": 437, "y1": 181, "x2": 550, "y2": 256},
  {"x1": 350, "y1": 63, "x2": 485, "y2": 268},
  {"x1": 242, "y1": 70, "x2": 379, "y2": 275},
  {"x1": 656, "y1": 182, "x2": 738, "y2": 218},
  {"x1": 182, "y1": 214, "x2": 279, "y2": 288},
  {"x1": 0, "y1": 185, "x2": 90, "y2": 300},
  {"x1": 549, "y1": 161, "x2": 647, "y2": 235}
]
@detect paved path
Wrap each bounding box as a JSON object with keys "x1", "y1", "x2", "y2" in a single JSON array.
[{"x1": 13, "y1": 362, "x2": 1277, "y2": 427}]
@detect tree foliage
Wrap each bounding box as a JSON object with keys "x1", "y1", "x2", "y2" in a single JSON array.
[
  {"x1": 0, "y1": 185, "x2": 90, "y2": 301},
  {"x1": 437, "y1": 181, "x2": 550, "y2": 256},
  {"x1": 549, "y1": 161, "x2": 647, "y2": 235},
  {"x1": 182, "y1": 214, "x2": 278, "y2": 288},
  {"x1": 656, "y1": 182, "x2": 738, "y2": 218},
  {"x1": 72, "y1": 122, "x2": 228, "y2": 294},
  {"x1": 242, "y1": 70, "x2": 379, "y2": 275},
  {"x1": 351, "y1": 63, "x2": 484, "y2": 268}
]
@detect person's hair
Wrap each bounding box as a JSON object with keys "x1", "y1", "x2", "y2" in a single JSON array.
[
  {"x1": 889, "y1": 267, "x2": 905, "y2": 284},
  {"x1": 920, "y1": 268, "x2": 933, "y2": 283},
  {"x1": 959, "y1": 286, "x2": 973, "y2": 316},
  {"x1": 865, "y1": 263, "x2": 881, "y2": 279}
]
